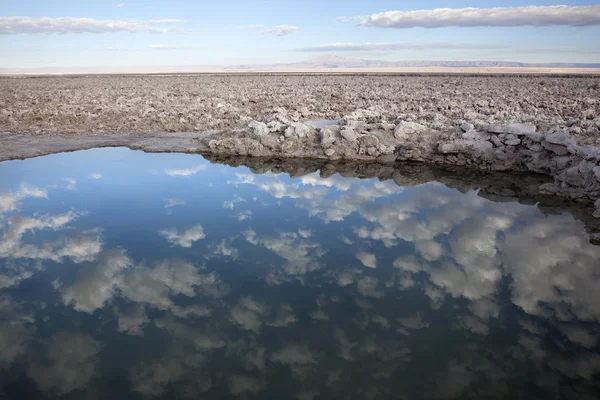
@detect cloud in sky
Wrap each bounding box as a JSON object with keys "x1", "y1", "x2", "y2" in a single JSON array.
[
  {"x1": 150, "y1": 44, "x2": 199, "y2": 50},
  {"x1": 295, "y1": 42, "x2": 507, "y2": 52},
  {"x1": 149, "y1": 19, "x2": 187, "y2": 24},
  {"x1": 243, "y1": 24, "x2": 299, "y2": 36},
  {"x1": 116, "y1": 3, "x2": 125, "y2": 7},
  {"x1": 339, "y1": 5, "x2": 600, "y2": 29},
  {"x1": 98, "y1": 46, "x2": 138, "y2": 52},
  {"x1": 0, "y1": 17, "x2": 187, "y2": 34}
]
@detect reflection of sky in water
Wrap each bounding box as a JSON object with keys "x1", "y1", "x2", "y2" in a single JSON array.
[{"x1": 1, "y1": 148, "x2": 600, "y2": 399}]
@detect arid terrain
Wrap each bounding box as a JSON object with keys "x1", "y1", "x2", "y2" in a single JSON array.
[
  {"x1": 1, "y1": 73, "x2": 600, "y2": 218},
  {"x1": 0, "y1": 74, "x2": 598, "y2": 141}
]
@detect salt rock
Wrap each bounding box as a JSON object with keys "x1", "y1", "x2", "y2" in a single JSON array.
[
  {"x1": 340, "y1": 126, "x2": 358, "y2": 142},
  {"x1": 460, "y1": 122, "x2": 474, "y2": 132},
  {"x1": 393, "y1": 121, "x2": 428, "y2": 140},
  {"x1": 267, "y1": 121, "x2": 284, "y2": 133},
  {"x1": 247, "y1": 120, "x2": 269, "y2": 136},
  {"x1": 485, "y1": 123, "x2": 537, "y2": 136},
  {"x1": 377, "y1": 154, "x2": 397, "y2": 163},
  {"x1": 284, "y1": 122, "x2": 310, "y2": 138},
  {"x1": 320, "y1": 126, "x2": 339, "y2": 148},
  {"x1": 594, "y1": 166, "x2": 600, "y2": 181},
  {"x1": 545, "y1": 131, "x2": 574, "y2": 147}
]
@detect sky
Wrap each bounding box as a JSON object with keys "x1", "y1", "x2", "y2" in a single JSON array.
[{"x1": 1, "y1": 0, "x2": 600, "y2": 70}]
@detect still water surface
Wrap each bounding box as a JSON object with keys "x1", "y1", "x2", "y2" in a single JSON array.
[{"x1": 1, "y1": 148, "x2": 599, "y2": 399}]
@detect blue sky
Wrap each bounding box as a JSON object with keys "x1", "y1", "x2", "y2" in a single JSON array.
[{"x1": 1, "y1": 0, "x2": 599, "y2": 69}]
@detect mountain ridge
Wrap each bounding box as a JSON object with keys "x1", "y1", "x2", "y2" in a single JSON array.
[{"x1": 2, "y1": 55, "x2": 600, "y2": 74}]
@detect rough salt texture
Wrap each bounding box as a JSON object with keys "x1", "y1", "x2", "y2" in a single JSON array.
[{"x1": 1, "y1": 74, "x2": 599, "y2": 145}]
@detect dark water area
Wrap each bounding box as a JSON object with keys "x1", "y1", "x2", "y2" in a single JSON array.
[{"x1": 1, "y1": 148, "x2": 599, "y2": 399}]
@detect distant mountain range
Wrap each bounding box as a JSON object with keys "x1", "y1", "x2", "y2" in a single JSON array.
[
  {"x1": 2, "y1": 55, "x2": 600, "y2": 74},
  {"x1": 226, "y1": 55, "x2": 600, "y2": 71}
]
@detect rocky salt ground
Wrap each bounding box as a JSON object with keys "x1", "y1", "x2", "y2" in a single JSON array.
[{"x1": 1, "y1": 74, "x2": 599, "y2": 219}]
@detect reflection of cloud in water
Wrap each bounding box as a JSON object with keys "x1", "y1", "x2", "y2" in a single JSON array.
[
  {"x1": 222, "y1": 195, "x2": 245, "y2": 209},
  {"x1": 164, "y1": 198, "x2": 185, "y2": 209},
  {"x1": 356, "y1": 251, "x2": 376, "y2": 268},
  {"x1": 271, "y1": 344, "x2": 316, "y2": 365},
  {"x1": 208, "y1": 239, "x2": 239, "y2": 259},
  {"x1": 164, "y1": 164, "x2": 207, "y2": 177},
  {"x1": 0, "y1": 211, "x2": 103, "y2": 264},
  {"x1": 114, "y1": 304, "x2": 149, "y2": 336},
  {"x1": 62, "y1": 253, "x2": 228, "y2": 317},
  {"x1": 63, "y1": 177, "x2": 77, "y2": 190},
  {"x1": 230, "y1": 296, "x2": 268, "y2": 333},
  {"x1": 4, "y1": 158, "x2": 600, "y2": 398},
  {"x1": 61, "y1": 250, "x2": 131, "y2": 313},
  {"x1": 159, "y1": 224, "x2": 206, "y2": 247},
  {"x1": 0, "y1": 184, "x2": 47, "y2": 215},
  {"x1": 243, "y1": 229, "x2": 324, "y2": 282},
  {"x1": 230, "y1": 375, "x2": 262, "y2": 395},
  {"x1": 237, "y1": 209, "x2": 253, "y2": 221},
  {"x1": 28, "y1": 332, "x2": 100, "y2": 395},
  {"x1": 0, "y1": 296, "x2": 35, "y2": 369},
  {"x1": 267, "y1": 304, "x2": 297, "y2": 327}
]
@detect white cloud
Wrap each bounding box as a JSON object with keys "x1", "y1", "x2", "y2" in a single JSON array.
[
  {"x1": 89, "y1": 172, "x2": 102, "y2": 179},
  {"x1": 149, "y1": 19, "x2": 187, "y2": 24},
  {"x1": 356, "y1": 251, "x2": 377, "y2": 269},
  {"x1": 98, "y1": 46, "x2": 139, "y2": 52},
  {"x1": 0, "y1": 17, "x2": 188, "y2": 34},
  {"x1": 116, "y1": 3, "x2": 125, "y2": 7},
  {"x1": 150, "y1": 44, "x2": 199, "y2": 50},
  {"x1": 243, "y1": 24, "x2": 298, "y2": 36},
  {"x1": 341, "y1": 5, "x2": 600, "y2": 29},
  {"x1": 295, "y1": 42, "x2": 507, "y2": 52},
  {"x1": 159, "y1": 224, "x2": 206, "y2": 248},
  {"x1": 164, "y1": 164, "x2": 207, "y2": 177}
]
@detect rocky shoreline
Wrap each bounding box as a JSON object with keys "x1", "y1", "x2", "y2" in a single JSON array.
[{"x1": 201, "y1": 107, "x2": 600, "y2": 218}]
